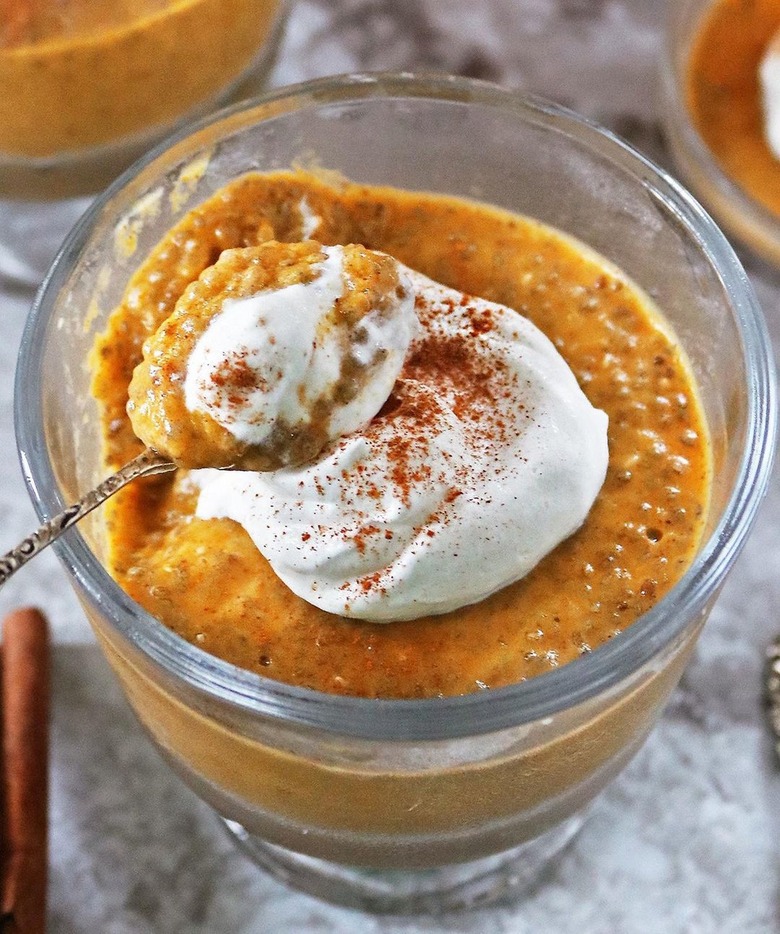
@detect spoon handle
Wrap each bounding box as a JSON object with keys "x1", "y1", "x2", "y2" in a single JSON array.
[{"x1": 0, "y1": 448, "x2": 176, "y2": 587}]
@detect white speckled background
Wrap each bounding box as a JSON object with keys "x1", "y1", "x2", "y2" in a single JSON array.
[{"x1": 1, "y1": 1, "x2": 780, "y2": 931}]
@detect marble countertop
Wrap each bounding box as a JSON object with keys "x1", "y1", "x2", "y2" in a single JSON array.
[{"x1": 1, "y1": 1, "x2": 779, "y2": 931}]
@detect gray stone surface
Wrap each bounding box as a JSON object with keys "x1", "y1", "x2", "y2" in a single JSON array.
[{"x1": 1, "y1": 1, "x2": 780, "y2": 931}]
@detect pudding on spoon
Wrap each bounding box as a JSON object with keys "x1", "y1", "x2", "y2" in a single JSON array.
[{"x1": 128, "y1": 240, "x2": 417, "y2": 471}]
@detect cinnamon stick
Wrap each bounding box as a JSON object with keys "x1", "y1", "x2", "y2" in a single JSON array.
[{"x1": 1, "y1": 608, "x2": 49, "y2": 934}]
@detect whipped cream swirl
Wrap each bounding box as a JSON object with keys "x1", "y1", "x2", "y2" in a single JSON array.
[
  {"x1": 183, "y1": 244, "x2": 416, "y2": 456},
  {"x1": 193, "y1": 267, "x2": 609, "y2": 622},
  {"x1": 761, "y1": 31, "x2": 780, "y2": 160}
]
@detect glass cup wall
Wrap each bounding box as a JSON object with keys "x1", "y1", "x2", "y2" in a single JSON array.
[{"x1": 16, "y1": 75, "x2": 776, "y2": 912}]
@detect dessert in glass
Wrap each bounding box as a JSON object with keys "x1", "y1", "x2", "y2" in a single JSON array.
[
  {"x1": 662, "y1": 0, "x2": 780, "y2": 265},
  {"x1": 15, "y1": 74, "x2": 776, "y2": 913},
  {"x1": 0, "y1": 0, "x2": 289, "y2": 286}
]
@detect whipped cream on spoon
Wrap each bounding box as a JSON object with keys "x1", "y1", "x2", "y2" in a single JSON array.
[{"x1": 128, "y1": 240, "x2": 416, "y2": 471}]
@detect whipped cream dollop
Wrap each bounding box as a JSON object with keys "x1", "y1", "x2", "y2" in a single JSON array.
[
  {"x1": 193, "y1": 267, "x2": 609, "y2": 622},
  {"x1": 760, "y1": 31, "x2": 780, "y2": 160},
  {"x1": 183, "y1": 244, "x2": 416, "y2": 460}
]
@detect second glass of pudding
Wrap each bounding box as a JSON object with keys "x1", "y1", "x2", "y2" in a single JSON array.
[
  {"x1": 0, "y1": 0, "x2": 289, "y2": 286},
  {"x1": 661, "y1": 0, "x2": 780, "y2": 265},
  {"x1": 16, "y1": 74, "x2": 776, "y2": 913}
]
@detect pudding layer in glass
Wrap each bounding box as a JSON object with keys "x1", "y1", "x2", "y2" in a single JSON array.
[{"x1": 91, "y1": 170, "x2": 710, "y2": 699}]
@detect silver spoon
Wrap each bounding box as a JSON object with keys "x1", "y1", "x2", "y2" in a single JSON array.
[{"x1": 0, "y1": 448, "x2": 176, "y2": 586}]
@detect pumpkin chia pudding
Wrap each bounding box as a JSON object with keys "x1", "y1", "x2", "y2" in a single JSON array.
[
  {"x1": 685, "y1": 0, "x2": 780, "y2": 219},
  {"x1": 0, "y1": 0, "x2": 284, "y2": 201},
  {"x1": 19, "y1": 78, "x2": 772, "y2": 902},
  {"x1": 90, "y1": 169, "x2": 711, "y2": 701},
  {"x1": 0, "y1": 0, "x2": 282, "y2": 160}
]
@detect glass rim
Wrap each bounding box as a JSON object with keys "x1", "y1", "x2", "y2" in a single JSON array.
[
  {"x1": 15, "y1": 71, "x2": 778, "y2": 741},
  {"x1": 659, "y1": 0, "x2": 780, "y2": 251}
]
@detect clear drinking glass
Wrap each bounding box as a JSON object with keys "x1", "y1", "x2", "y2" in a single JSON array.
[
  {"x1": 660, "y1": 0, "x2": 780, "y2": 266},
  {"x1": 0, "y1": 0, "x2": 290, "y2": 287},
  {"x1": 15, "y1": 74, "x2": 777, "y2": 913}
]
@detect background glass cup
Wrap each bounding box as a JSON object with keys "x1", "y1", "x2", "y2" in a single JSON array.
[
  {"x1": 0, "y1": 0, "x2": 289, "y2": 288},
  {"x1": 660, "y1": 0, "x2": 780, "y2": 267},
  {"x1": 15, "y1": 73, "x2": 776, "y2": 914}
]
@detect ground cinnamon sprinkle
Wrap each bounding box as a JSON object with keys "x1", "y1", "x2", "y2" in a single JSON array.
[
  {"x1": 209, "y1": 350, "x2": 257, "y2": 391},
  {"x1": 330, "y1": 289, "x2": 525, "y2": 598},
  {"x1": 405, "y1": 297, "x2": 515, "y2": 442}
]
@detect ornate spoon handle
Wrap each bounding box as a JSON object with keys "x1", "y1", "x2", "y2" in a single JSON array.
[
  {"x1": 0, "y1": 448, "x2": 176, "y2": 587},
  {"x1": 767, "y1": 635, "x2": 780, "y2": 762}
]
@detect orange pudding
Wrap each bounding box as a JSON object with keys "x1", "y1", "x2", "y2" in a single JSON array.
[
  {"x1": 686, "y1": 0, "x2": 780, "y2": 217},
  {"x1": 91, "y1": 170, "x2": 710, "y2": 700}
]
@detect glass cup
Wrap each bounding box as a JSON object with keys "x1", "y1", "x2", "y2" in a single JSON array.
[
  {"x1": 15, "y1": 73, "x2": 776, "y2": 914},
  {"x1": 660, "y1": 0, "x2": 780, "y2": 266},
  {"x1": 0, "y1": 0, "x2": 290, "y2": 287}
]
